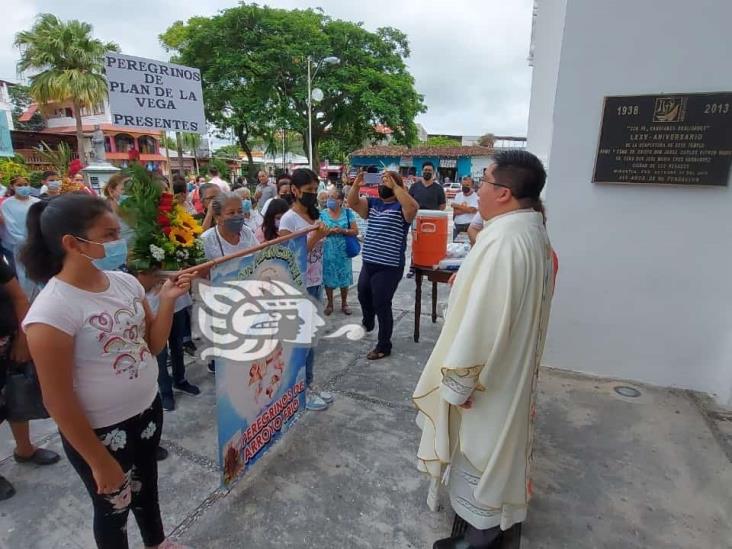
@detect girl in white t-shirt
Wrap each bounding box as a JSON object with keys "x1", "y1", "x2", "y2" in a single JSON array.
[
  {"x1": 20, "y1": 194, "x2": 194, "y2": 549},
  {"x1": 278, "y1": 168, "x2": 331, "y2": 412}
]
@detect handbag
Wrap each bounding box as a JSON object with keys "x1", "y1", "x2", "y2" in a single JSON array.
[
  {"x1": 5, "y1": 361, "x2": 50, "y2": 422},
  {"x1": 344, "y1": 209, "x2": 361, "y2": 258}
]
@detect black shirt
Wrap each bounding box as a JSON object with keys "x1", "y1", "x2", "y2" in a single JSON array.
[{"x1": 409, "y1": 181, "x2": 446, "y2": 210}]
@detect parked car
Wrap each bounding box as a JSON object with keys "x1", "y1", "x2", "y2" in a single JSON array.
[{"x1": 445, "y1": 182, "x2": 462, "y2": 199}]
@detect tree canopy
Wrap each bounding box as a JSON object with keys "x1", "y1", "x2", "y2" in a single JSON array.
[
  {"x1": 160, "y1": 4, "x2": 425, "y2": 173},
  {"x1": 14, "y1": 14, "x2": 118, "y2": 161},
  {"x1": 424, "y1": 136, "x2": 462, "y2": 147}
]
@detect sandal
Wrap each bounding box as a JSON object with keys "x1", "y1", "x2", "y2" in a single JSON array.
[
  {"x1": 367, "y1": 349, "x2": 391, "y2": 360},
  {"x1": 341, "y1": 305, "x2": 352, "y2": 315},
  {"x1": 324, "y1": 304, "x2": 334, "y2": 316}
]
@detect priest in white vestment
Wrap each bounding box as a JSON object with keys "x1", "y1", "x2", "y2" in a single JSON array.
[{"x1": 413, "y1": 150, "x2": 555, "y2": 549}]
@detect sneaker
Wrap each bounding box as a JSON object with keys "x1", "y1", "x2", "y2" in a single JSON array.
[
  {"x1": 305, "y1": 393, "x2": 328, "y2": 411},
  {"x1": 156, "y1": 446, "x2": 169, "y2": 461},
  {"x1": 0, "y1": 476, "x2": 15, "y2": 501},
  {"x1": 173, "y1": 381, "x2": 201, "y2": 396},
  {"x1": 319, "y1": 391, "x2": 335, "y2": 404},
  {"x1": 207, "y1": 361, "x2": 216, "y2": 374},
  {"x1": 161, "y1": 394, "x2": 175, "y2": 411}
]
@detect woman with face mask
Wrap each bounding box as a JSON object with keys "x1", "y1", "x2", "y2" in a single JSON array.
[
  {"x1": 260, "y1": 175, "x2": 294, "y2": 217},
  {"x1": 102, "y1": 174, "x2": 126, "y2": 215},
  {"x1": 347, "y1": 171, "x2": 419, "y2": 360},
  {"x1": 200, "y1": 192, "x2": 258, "y2": 261},
  {"x1": 278, "y1": 168, "x2": 332, "y2": 412},
  {"x1": 235, "y1": 187, "x2": 263, "y2": 233},
  {"x1": 321, "y1": 189, "x2": 358, "y2": 316},
  {"x1": 39, "y1": 170, "x2": 61, "y2": 199},
  {"x1": 20, "y1": 193, "x2": 195, "y2": 548},
  {"x1": 1, "y1": 177, "x2": 40, "y2": 297}
]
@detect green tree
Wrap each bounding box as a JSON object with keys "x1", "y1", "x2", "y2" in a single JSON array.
[
  {"x1": 15, "y1": 14, "x2": 119, "y2": 162},
  {"x1": 203, "y1": 158, "x2": 230, "y2": 179},
  {"x1": 8, "y1": 84, "x2": 45, "y2": 131},
  {"x1": 424, "y1": 136, "x2": 462, "y2": 147},
  {"x1": 161, "y1": 4, "x2": 425, "y2": 173},
  {"x1": 213, "y1": 144, "x2": 241, "y2": 159}
]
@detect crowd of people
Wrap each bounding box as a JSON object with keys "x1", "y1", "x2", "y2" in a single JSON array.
[
  {"x1": 0, "y1": 149, "x2": 554, "y2": 549},
  {"x1": 0, "y1": 162, "x2": 405, "y2": 547}
]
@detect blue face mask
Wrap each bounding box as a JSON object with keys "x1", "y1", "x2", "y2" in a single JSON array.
[
  {"x1": 47, "y1": 181, "x2": 61, "y2": 191},
  {"x1": 242, "y1": 198, "x2": 252, "y2": 212},
  {"x1": 77, "y1": 237, "x2": 128, "y2": 271},
  {"x1": 326, "y1": 198, "x2": 338, "y2": 210},
  {"x1": 118, "y1": 194, "x2": 129, "y2": 205},
  {"x1": 15, "y1": 186, "x2": 33, "y2": 198}
]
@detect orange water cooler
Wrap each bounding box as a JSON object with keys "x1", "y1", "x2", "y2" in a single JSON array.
[{"x1": 412, "y1": 209, "x2": 449, "y2": 267}]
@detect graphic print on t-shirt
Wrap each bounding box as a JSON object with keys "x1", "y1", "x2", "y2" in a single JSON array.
[{"x1": 89, "y1": 297, "x2": 152, "y2": 379}]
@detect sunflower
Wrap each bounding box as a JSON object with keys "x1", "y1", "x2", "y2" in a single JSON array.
[
  {"x1": 178, "y1": 210, "x2": 203, "y2": 235},
  {"x1": 169, "y1": 226, "x2": 195, "y2": 247}
]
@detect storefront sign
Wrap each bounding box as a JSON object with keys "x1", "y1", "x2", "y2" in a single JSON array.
[
  {"x1": 440, "y1": 158, "x2": 457, "y2": 168},
  {"x1": 593, "y1": 92, "x2": 732, "y2": 186},
  {"x1": 0, "y1": 113, "x2": 13, "y2": 157},
  {"x1": 400, "y1": 156, "x2": 413, "y2": 167},
  {"x1": 199, "y1": 236, "x2": 314, "y2": 486},
  {"x1": 104, "y1": 52, "x2": 206, "y2": 134}
]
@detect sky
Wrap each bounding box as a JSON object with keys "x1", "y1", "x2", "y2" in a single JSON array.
[{"x1": 0, "y1": 0, "x2": 535, "y2": 137}]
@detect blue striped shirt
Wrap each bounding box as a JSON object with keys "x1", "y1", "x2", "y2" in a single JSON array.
[{"x1": 361, "y1": 198, "x2": 411, "y2": 268}]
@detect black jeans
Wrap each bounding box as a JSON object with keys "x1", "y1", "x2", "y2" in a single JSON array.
[
  {"x1": 156, "y1": 309, "x2": 188, "y2": 398},
  {"x1": 61, "y1": 396, "x2": 165, "y2": 549},
  {"x1": 357, "y1": 262, "x2": 403, "y2": 353}
]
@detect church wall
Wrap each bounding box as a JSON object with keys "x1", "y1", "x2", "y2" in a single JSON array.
[{"x1": 535, "y1": 0, "x2": 732, "y2": 406}]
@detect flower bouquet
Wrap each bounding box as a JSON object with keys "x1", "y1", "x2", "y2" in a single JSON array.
[{"x1": 119, "y1": 165, "x2": 205, "y2": 271}]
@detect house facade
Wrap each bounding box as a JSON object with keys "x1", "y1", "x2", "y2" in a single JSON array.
[
  {"x1": 349, "y1": 145, "x2": 494, "y2": 182},
  {"x1": 20, "y1": 98, "x2": 169, "y2": 172}
]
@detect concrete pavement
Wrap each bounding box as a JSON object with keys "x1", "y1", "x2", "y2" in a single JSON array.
[{"x1": 0, "y1": 265, "x2": 730, "y2": 548}]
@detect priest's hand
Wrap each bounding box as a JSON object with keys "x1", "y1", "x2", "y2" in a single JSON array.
[
  {"x1": 448, "y1": 273, "x2": 457, "y2": 286},
  {"x1": 459, "y1": 397, "x2": 473, "y2": 410}
]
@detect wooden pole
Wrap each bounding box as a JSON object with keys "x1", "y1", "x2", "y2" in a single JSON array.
[{"x1": 172, "y1": 225, "x2": 317, "y2": 278}]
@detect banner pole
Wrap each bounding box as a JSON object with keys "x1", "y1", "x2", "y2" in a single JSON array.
[{"x1": 170, "y1": 225, "x2": 318, "y2": 278}]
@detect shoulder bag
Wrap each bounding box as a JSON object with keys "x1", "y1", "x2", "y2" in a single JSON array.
[{"x1": 344, "y1": 209, "x2": 361, "y2": 258}]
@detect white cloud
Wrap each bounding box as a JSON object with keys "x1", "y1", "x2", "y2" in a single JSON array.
[{"x1": 1, "y1": 0, "x2": 534, "y2": 136}]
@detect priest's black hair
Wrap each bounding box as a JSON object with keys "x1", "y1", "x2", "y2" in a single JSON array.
[{"x1": 492, "y1": 149, "x2": 547, "y2": 220}]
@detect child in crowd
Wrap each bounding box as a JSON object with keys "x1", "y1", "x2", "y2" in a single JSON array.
[{"x1": 134, "y1": 268, "x2": 200, "y2": 411}]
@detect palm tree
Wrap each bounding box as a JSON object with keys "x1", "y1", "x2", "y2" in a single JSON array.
[{"x1": 15, "y1": 14, "x2": 118, "y2": 163}]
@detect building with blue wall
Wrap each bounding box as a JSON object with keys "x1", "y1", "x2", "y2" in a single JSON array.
[{"x1": 349, "y1": 145, "x2": 494, "y2": 182}]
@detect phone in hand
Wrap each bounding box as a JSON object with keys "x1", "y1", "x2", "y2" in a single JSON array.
[{"x1": 363, "y1": 172, "x2": 382, "y2": 186}]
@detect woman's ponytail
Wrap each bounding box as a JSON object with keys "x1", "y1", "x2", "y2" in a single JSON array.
[
  {"x1": 20, "y1": 200, "x2": 63, "y2": 283},
  {"x1": 19, "y1": 193, "x2": 111, "y2": 284}
]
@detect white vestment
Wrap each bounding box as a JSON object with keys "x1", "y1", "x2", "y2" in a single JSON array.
[{"x1": 413, "y1": 210, "x2": 555, "y2": 531}]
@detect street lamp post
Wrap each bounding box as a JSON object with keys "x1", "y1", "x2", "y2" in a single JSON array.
[{"x1": 307, "y1": 55, "x2": 340, "y2": 171}]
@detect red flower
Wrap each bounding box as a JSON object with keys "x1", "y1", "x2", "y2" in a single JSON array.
[
  {"x1": 162, "y1": 226, "x2": 172, "y2": 236},
  {"x1": 157, "y1": 213, "x2": 171, "y2": 226},
  {"x1": 159, "y1": 193, "x2": 174, "y2": 212}
]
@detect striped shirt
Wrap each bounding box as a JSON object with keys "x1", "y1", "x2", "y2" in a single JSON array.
[{"x1": 361, "y1": 198, "x2": 411, "y2": 268}]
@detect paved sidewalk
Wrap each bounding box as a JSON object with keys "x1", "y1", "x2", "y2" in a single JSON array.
[{"x1": 0, "y1": 274, "x2": 730, "y2": 548}]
